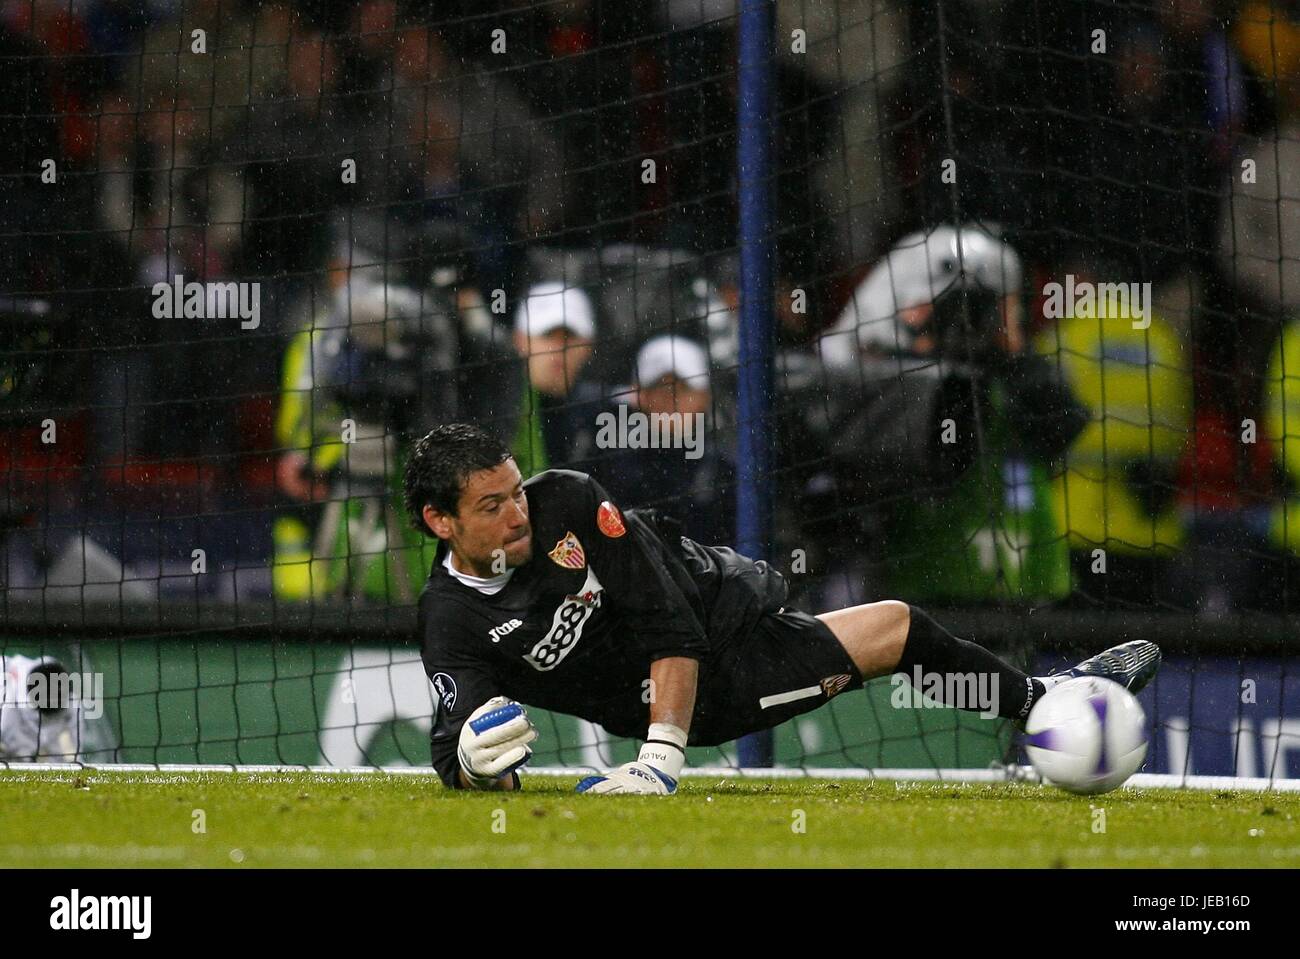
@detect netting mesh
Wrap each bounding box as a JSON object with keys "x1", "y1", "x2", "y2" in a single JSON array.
[{"x1": 0, "y1": 1, "x2": 1297, "y2": 781}]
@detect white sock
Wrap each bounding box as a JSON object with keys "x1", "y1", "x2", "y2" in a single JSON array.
[{"x1": 1035, "y1": 673, "x2": 1074, "y2": 693}]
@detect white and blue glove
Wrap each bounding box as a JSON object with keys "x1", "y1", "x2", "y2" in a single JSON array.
[
  {"x1": 457, "y1": 697, "x2": 538, "y2": 789},
  {"x1": 576, "y1": 723, "x2": 687, "y2": 795}
]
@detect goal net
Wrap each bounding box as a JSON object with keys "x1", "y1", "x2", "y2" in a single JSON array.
[{"x1": 1, "y1": 1, "x2": 1297, "y2": 786}]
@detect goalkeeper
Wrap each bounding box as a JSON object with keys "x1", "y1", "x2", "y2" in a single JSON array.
[{"x1": 407, "y1": 424, "x2": 1161, "y2": 794}]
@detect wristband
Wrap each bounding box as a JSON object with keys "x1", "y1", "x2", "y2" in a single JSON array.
[{"x1": 639, "y1": 722, "x2": 688, "y2": 782}]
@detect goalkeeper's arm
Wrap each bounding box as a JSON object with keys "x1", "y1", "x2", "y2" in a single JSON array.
[
  {"x1": 422, "y1": 634, "x2": 535, "y2": 789},
  {"x1": 575, "y1": 655, "x2": 697, "y2": 795},
  {"x1": 644, "y1": 654, "x2": 697, "y2": 770}
]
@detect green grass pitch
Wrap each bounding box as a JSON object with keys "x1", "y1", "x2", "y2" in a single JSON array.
[{"x1": 1, "y1": 770, "x2": 1297, "y2": 868}]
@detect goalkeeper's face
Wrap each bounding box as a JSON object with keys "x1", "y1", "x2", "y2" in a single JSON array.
[{"x1": 439, "y1": 458, "x2": 533, "y2": 575}]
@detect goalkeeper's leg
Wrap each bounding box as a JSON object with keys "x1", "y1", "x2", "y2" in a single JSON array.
[
  {"x1": 817, "y1": 601, "x2": 1042, "y2": 721},
  {"x1": 817, "y1": 602, "x2": 1160, "y2": 723}
]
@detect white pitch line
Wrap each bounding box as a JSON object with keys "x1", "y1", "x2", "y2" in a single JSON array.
[{"x1": 2, "y1": 762, "x2": 1298, "y2": 791}]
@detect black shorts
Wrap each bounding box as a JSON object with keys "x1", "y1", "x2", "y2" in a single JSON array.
[{"x1": 688, "y1": 607, "x2": 864, "y2": 747}]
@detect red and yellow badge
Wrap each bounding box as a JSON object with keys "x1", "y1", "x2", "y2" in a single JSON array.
[
  {"x1": 547, "y1": 531, "x2": 587, "y2": 569},
  {"x1": 597, "y1": 500, "x2": 626, "y2": 538}
]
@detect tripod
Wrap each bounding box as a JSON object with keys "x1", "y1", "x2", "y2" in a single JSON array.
[{"x1": 311, "y1": 429, "x2": 431, "y2": 605}]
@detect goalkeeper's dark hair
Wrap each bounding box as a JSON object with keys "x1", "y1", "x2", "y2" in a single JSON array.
[{"x1": 404, "y1": 424, "x2": 513, "y2": 534}]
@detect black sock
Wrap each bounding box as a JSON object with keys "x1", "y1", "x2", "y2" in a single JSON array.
[{"x1": 895, "y1": 605, "x2": 1045, "y2": 721}]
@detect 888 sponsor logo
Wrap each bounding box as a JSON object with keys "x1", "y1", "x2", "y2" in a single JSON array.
[{"x1": 525, "y1": 569, "x2": 604, "y2": 671}]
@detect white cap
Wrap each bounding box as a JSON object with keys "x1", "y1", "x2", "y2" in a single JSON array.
[
  {"x1": 514, "y1": 281, "x2": 596, "y2": 339},
  {"x1": 818, "y1": 223, "x2": 1023, "y2": 368},
  {"x1": 635, "y1": 335, "x2": 710, "y2": 389}
]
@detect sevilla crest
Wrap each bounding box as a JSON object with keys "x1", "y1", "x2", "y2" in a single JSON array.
[{"x1": 547, "y1": 531, "x2": 587, "y2": 569}]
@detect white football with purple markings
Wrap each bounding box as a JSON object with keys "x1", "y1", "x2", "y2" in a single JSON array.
[{"x1": 1025, "y1": 676, "x2": 1149, "y2": 795}]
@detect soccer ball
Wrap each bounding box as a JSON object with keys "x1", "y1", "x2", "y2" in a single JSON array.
[{"x1": 1024, "y1": 677, "x2": 1149, "y2": 795}]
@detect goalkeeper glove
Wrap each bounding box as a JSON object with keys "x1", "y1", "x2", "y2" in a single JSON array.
[
  {"x1": 457, "y1": 696, "x2": 538, "y2": 789},
  {"x1": 576, "y1": 723, "x2": 687, "y2": 795}
]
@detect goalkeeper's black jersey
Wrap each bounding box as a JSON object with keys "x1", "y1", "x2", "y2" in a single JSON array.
[{"x1": 418, "y1": 468, "x2": 789, "y2": 787}]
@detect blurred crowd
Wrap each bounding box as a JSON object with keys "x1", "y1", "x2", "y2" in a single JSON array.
[{"x1": 1, "y1": 0, "x2": 1299, "y2": 615}]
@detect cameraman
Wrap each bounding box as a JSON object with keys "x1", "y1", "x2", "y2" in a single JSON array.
[
  {"x1": 272, "y1": 256, "x2": 518, "y2": 604},
  {"x1": 808, "y1": 224, "x2": 1089, "y2": 605}
]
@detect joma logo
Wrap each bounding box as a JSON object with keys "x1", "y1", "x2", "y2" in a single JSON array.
[{"x1": 488, "y1": 619, "x2": 523, "y2": 644}]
